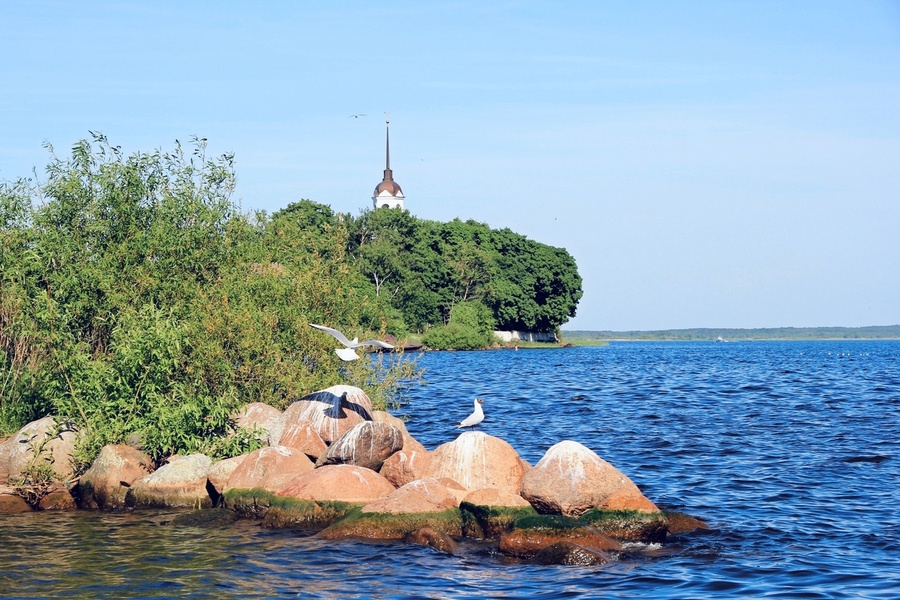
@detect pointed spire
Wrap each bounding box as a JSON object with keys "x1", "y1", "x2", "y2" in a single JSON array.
[
  {"x1": 372, "y1": 111, "x2": 404, "y2": 209},
  {"x1": 384, "y1": 112, "x2": 392, "y2": 177}
]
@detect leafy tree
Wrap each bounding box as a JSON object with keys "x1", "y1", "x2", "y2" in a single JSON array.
[{"x1": 0, "y1": 135, "x2": 419, "y2": 469}]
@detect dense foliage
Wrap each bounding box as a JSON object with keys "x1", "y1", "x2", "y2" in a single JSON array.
[
  {"x1": 0, "y1": 134, "x2": 583, "y2": 469},
  {"x1": 0, "y1": 135, "x2": 416, "y2": 468},
  {"x1": 346, "y1": 209, "x2": 583, "y2": 335}
]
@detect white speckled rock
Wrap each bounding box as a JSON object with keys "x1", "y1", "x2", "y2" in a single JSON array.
[{"x1": 521, "y1": 440, "x2": 659, "y2": 516}]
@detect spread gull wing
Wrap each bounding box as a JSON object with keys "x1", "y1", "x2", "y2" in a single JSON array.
[
  {"x1": 354, "y1": 339, "x2": 395, "y2": 350},
  {"x1": 310, "y1": 323, "x2": 354, "y2": 347}
]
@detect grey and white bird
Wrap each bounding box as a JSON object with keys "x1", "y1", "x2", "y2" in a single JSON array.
[
  {"x1": 457, "y1": 398, "x2": 485, "y2": 429},
  {"x1": 310, "y1": 323, "x2": 395, "y2": 361}
]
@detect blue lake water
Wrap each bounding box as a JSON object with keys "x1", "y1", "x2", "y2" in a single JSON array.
[{"x1": 2, "y1": 341, "x2": 899, "y2": 598}]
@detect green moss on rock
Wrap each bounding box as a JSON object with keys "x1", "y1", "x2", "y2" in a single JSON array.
[
  {"x1": 460, "y1": 502, "x2": 537, "y2": 539},
  {"x1": 223, "y1": 487, "x2": 277, "y2": 519},
  {"x1": 262, "y1": 497, "x2": 362, "y2": 529},
  {"x1": 580, "y1": 508, "x2": 668, "y2": 543},
  {"x1": 319, "y1": 508, "x2": 463, "y2": 541}
]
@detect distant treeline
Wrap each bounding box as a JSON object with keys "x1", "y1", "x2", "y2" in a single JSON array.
[{"x1": 562, "y1": 325, "x2": 900, "y2": 341}]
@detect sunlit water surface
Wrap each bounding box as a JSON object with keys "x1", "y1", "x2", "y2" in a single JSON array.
[{"x1": 2, "y1": 341, "x2": 899, "y2": 598}]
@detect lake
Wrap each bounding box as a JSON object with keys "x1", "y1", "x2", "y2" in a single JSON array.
[{"x1": 1, "y1": 341, "x2": 898, "y2": 598}]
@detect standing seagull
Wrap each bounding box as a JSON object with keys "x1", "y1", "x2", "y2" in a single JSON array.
[
  {"x1": 310, "y1": 323, "x2": 395, "y2": 361},
  {"x1": 458, "y1": 398, "x2": 485, "y2": 430}
]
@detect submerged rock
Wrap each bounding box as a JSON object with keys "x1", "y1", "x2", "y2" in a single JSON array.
[
  {"x1": 522, "y1": 440, "x2": 659, "y2": 516},
  {"x1": 532, "y1": 541, "x2": 611, "y2": 566},
  {"x1": 405, "y1": 527, "x2": 458, "y2": 554},
  {"x1": 424, "y1": 432, "x2": 526, "y2": 495},
  {"x1": 78, "y1": 444, "x2": 155, "y2": 510},
  {"x1": 498, "y1": 514, "x2": 622, "y2": 559},
  {"x1": 316, "y1": 421, "x2": 404, "y2": 470}
]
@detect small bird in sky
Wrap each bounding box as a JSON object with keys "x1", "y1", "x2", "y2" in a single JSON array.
[
  {"x1": 458, "y1": 398, "x2": 485, "y2": 430},
  {"x1": 310, "y1": 323, "x2": 395, "y2": 361},
  {"x1": 348, "y1": 114, "x2": 366, "y2": 118}
]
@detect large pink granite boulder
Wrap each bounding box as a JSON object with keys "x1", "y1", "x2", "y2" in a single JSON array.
[
  {"x1": 316, "y1": 421, "x2": 403, "y2": 470},
  {"x1": 380, "y1": 449, "x2": 431, "y2": 488},
  {"x1": 278, "y1": 419, "x2": 327, "y2": 461},
  {"x1": 224, "y1": 446, "x2": 314, "y2": 493},
  {"x1": 127, "y1": 453, "x2": 213, "y2": 508},
  {"x1": 234, "y1": 402, "x2": 284, "y2": 446},
  {"x1": 78, "y1": 444, "x2": 155, "y2": 509},
  {"x1": 282, "y1": 385, "x2": 373, "y2": 445},
  {"x1": 521, "y1": 440, "x2": 659, "y2": 516},
  {"x1": 424, "y1": 431, "x2": 526, "y2": 495},
  {"x1": 319, "y1": 478, "x2": 463, "y2": 541},
  {"x1": 277, "y1": 464, "x2": 394, "y2": 504}
]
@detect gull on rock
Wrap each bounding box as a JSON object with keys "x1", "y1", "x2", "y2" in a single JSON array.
[
  {"x1": 458, "y1": 398, "x2": 485, "y2": 430},
  {"x1": 310, "y1": 324, "x2": 395, "y2": 361}
]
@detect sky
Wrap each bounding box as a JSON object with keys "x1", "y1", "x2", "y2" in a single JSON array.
[{"x1": 2, "y1": 1, "x2": 899, "y2": 331}]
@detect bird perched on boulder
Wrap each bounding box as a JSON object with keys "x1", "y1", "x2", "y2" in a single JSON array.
[
  {"x1": 310, "y1": 324, "x2": 395, "y2": 361},
  {"x1": 458, "y1": 398, "x2": 485, "y2": 430}
]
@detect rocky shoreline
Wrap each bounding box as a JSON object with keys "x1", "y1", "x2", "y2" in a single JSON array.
[{"x1": 0, "y1": 385, "x2": 707, "y2": 566}]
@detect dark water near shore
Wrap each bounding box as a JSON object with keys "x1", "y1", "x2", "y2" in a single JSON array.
[{"x1": 2, "y1": 341, "x2": 899, "y2": 598}]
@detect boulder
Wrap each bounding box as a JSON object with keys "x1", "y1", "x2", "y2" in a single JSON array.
[
  {"x1": 663, "y1": 510, "x2": 710, "y2": 535},
  {"x1": 224, "y1": 446, "x2": 314, "y2": 494},
  {"x1": 380, "y1": 449, "x2": 431, "y2": 488},
  {"x1": 521, "y1": 440, "x2": 660, "y2": 517},
  {"x1": 234, "y1": 402, "x2": 284, "y2": 446},
  {"x1": 316, "y1": 421, "x2": 403, "y2": 470},
  {"x1": 460, "y1": 488, "x2": 537, "y2": 539},
  {"x1": 424, "y1": 431, "x2": 526, "y2": 495},
  {"x1": 372, "y1": 411, "x2": 426, "y2": 453},
  {"x1": 277, "y1": 464, "x2": 394, "y2": 503},
  {"x1": 282, "y1": 385, "x2": 373, "y2": 445},
  {"x1": 262, "y1": 464, "x2": 395, "y2": 529},
  {"x1": 207, "y1": 455, "x2": 247, "y2": 497},
  {"x1": 278, "y1": 419, "x2": 327, "y2": 461},
  {"x1": 78, "y1": 444, "x2": 155, "y2": 510},
  {"x1": 319, "y1": 478, "x2": 463, "y2": 540},
  {"x1": 498, "y1": 514, "x2": 622, "y2": 559},
  {"x1": 405, "y1": 527, "x2": 458, "y2": 554},
  {"x1": 533, "y1": 541, "x2": 611, "y2": 566},
  {"x1": 38, "y1": 484, "x2": 76, "y2": 510},
  {"x1": 0, "y1": 484, "x2": 32, "y2": 513},
  {"x1": 3, "y1": 417, "x2": 78, "y2": 483},
  {"x1": 126, "y1": 453, "x2": 213, "y2": 508}
]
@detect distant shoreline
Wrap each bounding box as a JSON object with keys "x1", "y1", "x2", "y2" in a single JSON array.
[{"x1": 562, "y1": 325, "x2": 900, "y2": 342}]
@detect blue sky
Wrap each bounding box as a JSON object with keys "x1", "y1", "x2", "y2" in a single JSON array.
[{"x1": 2, "y1": 1, "x2": 898, "y2": 330}]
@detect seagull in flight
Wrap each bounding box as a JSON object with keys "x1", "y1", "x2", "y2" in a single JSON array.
[
  {"x1": 458, "y1": 398, "x2": 485, "y2": 430},
  {"x1": 310, "y1": 323, "x2": 395, "y2": 361},
  {"x1": 348, "y1": 114, "x2": 366, "y2": 118}
]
